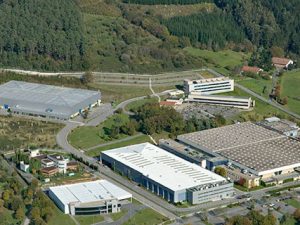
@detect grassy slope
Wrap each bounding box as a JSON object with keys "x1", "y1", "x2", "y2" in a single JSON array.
[
  {"x1": 68, "y1": 114, "x2": 130, "y2": 149},
  {"x1": 123, "y1": 208, "x2": 168, "y2": 225},
  {"x1": 75, "y1": 215, "x2": 104, "y2": 225},
  {"x1": 237, "y1": 78, "x2": 272, "y2": 99},
  {"x1": 184, "y1": 47, "x2": 250, "y2": 75},
  {"x1": 47, "y1": 203, "x2": 76, "y2": 225},
  {"x1": 0, "y1": 115, "x2": 63, "y2": 151},
  {"x1": 86, "y1": 134, "x2": 152, "y2": 157},
  {"x1": 280, "y1": 70, "x2": 300, "y2": 115},
  {"x1": 223, "y1": 87, "x2": 295, "y2": 122}
]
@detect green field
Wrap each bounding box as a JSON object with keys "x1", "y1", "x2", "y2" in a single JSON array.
[
  {"x1": 86, "y1": 134, "x2": 152, "y2": 157},
  {"x1": 89, "y1": 83, "x2": 153, "y2": 104},
  {"x1": 68, "y1": 114, "x2": 130, "y2": 149},
  {"x1": 123, "y1": 208, "x2": 168, "y2": 225},
  {"x1": 110, "y1": 209, "x2": 128, "y2": 221},
  {"x1": 280, "y1": 70, "x2": 300, "y2": 115},
  {"x1": 238, "y1": 78, "x2": 272, "y2": 99},
  {"x1": 75, "y1": 215, "x2": 104, "y2": 225},
  {"x1": 0, "y1": 115, "x2": 63, "y2": 151},
  {"x1": 223, "y1": 87, "x2": 296, "y2": 123},
  {"x1": 285, "y1": 199, "x2": 300, "y2": 208},
  {"x1": 184, "y1": 47, "x2": 250, "y2": 75},
  {"x1": 125, "y1": 97, "x2": 158, "y2": 112},
  {"x1": 47, "y1": 204, "x2": 76, "y2": 225}
]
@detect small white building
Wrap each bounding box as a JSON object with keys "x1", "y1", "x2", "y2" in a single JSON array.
[
  {"x1": 48, "y1": 180, "x2": 132, "y2": 215},
  {"x1": 20, "y1": 161, "x2": 30, "y2": 173},
  {"x1": 30, "y1": 149, "x2": 40, "y2": 158}
]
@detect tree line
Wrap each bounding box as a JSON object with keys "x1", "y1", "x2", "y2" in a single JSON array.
[{"x1": 123, "y1": 0, "x2": 212, "y2": 4}]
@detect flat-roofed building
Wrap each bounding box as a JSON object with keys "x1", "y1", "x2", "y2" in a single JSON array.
[
  {"x1": 0, "y1": 81, "x2": 101, "y2": 120},
  {"x1": 186, "y1": 93, "x2": 255, "y2": 109},
  {"x1": 184, "y1": 77, "x2": 234, "y2": 95},
  {"x1": 178, "y1": 122, "x2": 300, "y2": 179},
  {"x1": 48, "y1": 180, "x2": 132, "y2": 215},
  {"x1": 259, "y1": 117, "x2": 299, "y2": 137},
  {"x1": 101, "y1": 143, "x2": 234, "y2": 204}
]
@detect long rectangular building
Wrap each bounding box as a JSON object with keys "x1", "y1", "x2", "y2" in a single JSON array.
[
  {"x1": 184, "y1": 77, "x2": 234, "y2": 95},
  {"x1": 0, "y1": 81, "x2": 101, "y2": 120},
  {"x1": 177, "y1": 122, "x2": 300, "y2": 178},
  {"x1": 101, "y1": 143, "x2": 234, "y2": 204},
  {"x1": 187, "y1": 93, "x2": 255, "y2": 109},
  {"x1": 48, "y1": 180, "x2": 132, "y2": 215}
]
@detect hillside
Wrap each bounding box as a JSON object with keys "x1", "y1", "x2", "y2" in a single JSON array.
[{"x1": 0, "y1": 0, "x2": 299, "y2": 72}]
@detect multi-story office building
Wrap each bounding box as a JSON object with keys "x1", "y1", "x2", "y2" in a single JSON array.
[
  {"x1": 186, "y1": 93, "x2": 255, "y2": 109},
  {"x1": 183, "y1": 77, "x2": 234, "y2": 95}
]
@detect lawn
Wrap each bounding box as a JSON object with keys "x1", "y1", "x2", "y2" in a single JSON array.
[
  {"x1": 238, "y1": 78, "x2": 272, "y2": 99},
  {"x1": 125, "y1": 97, "x2": 157, "y2": 112},
  {"x1": 123, "y1": 208, "x2": 168, "y2": 225},
  {"x1": 110, "y1": 209, "x2": 128, "y2": 221},
  {"x1": 68, "y1": 113, "x2": 130, "y2": 149},
  {"x1": 86, "y1": 134, "x2": 152, "y2": 157},
  {"x1": 285, "y1": 199, "x2": 300, "y2": 208},
  {"x1": 47, "y1": 203, "x2": 76, "y2": 225},
  {"x1": 222, "y1": 87, "x2": 298, "y2": 123},
  {"x1": 280, "y1": 70, "x2": 300, "y2": 115},
  {"x1": 74, "y1": 215, "x2": 104, "y2": 225},
  {"x1": 184, "y1": 47, "x2": 250, "y2": 75},
  {"x1": 0, "y1": 115, "x2": 63, "y2": 151},
  {"x1": 89, "y1": 83, "x2": 152, "y2": 104}
]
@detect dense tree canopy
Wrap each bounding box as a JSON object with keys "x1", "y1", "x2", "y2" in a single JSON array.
[
  {"x1": 123, "y1": 0, "x2": 212, "y2": 4},
  {"x1": 162, "y1": 10, "x2": 245, "y2": 49},
  {"x1": 0, "y1": 0, "x2": 86, "y2": 71}
]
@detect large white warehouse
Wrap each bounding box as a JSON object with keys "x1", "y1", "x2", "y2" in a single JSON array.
[
  {"x1": 101, "y1": 143, "x2": 234, "y2": 204},
  {"x1": 48, "y1": 180, "x2": 132, "y2": 215}
]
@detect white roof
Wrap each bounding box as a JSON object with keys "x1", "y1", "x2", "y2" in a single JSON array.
[
  {"x1": 102, "y1": 143, "x2": 225, "y2": 192},
  {"x1": 49, "y1": 180, "x2": 132, "y2": 205}
]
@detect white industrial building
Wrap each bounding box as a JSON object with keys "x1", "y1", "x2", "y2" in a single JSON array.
[
  {"x1": 183, "y1": 77, "x2": 234, "y2": 95},
  {"x1": 186, "y1": 93, "x2": 255, "y2": 109},
  {"x1": 101, "y1": 143, "x2": 234, "y2": 204},
  {"x1": 48, "y1": 180, "x2": 132, "y2": 215}
]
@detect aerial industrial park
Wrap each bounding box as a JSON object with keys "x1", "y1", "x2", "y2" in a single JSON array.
[{"x1": 0, "y1": 63, "x2": 300, "y2": 225}]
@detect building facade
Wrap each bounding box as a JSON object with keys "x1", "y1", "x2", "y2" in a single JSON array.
[
  {"x1": 186, "y1": 93, "x2": 255, "y2": 109},
  {"x1": 184, "y1": 77, "x2": 234, "y2": 95}
]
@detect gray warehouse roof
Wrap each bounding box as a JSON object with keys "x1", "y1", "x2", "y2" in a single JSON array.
[
  {"x1": 0, "y1": 81, "x2": 101, "y2": 119},
  {"x1": 178, "y1": 122, "x2": 300, "y2": 175}
]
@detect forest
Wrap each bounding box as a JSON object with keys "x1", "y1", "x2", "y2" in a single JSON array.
[
  {"x1": 122, "y1": 0, "x2": 212, "y2": 4},
  {"x1": 0, "y1": 0, "x2": 86, "y2": 71},
  {"x1": 0, "y1": 0, "x2": 299, "y2": 72}
]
